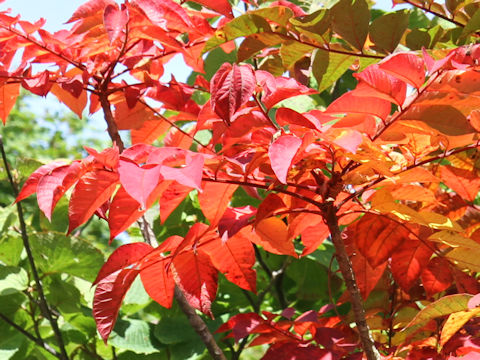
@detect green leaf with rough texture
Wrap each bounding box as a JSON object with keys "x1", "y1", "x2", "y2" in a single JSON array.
[
  {"x1": 0, "y1": 266, "x2": 28, "y2": 296},
  {"x1": 406, "y1": 29, "x2": 431, "y2": 50},
  {"x1": 312, "y1": 50, "x2": 356, "y2": 92},
  {"x1": 154, "y1": 316, "x2": 199, "y2": 345},
  {"x1": 369, "y1": 10, "x2": 409, "y2": 53},
  {"x1": 204, "y1": 14, "x2": 271, "y2": 53},
  {"x1": 393, "y1": 294, "x2": 472, "y2": 345},
  {"x1": 0, "y1": 234, "x2": 22, "y2": 266},
  {"x1": 251, "y1": 6, "x2": 294, "y2": 27},
  {"x1": 280, "y1": 41, "x2": 316, "y2": 70},
  {"x1": 285, "y1": 258, "x2": 329, "y2": 301},
  {"x1": 109, "y1": 318, "x2": 160, "y2": 354},
  {"x1": 30, "y1": 232, "x2": 104, "y2": 282},
  {"x1": 331, "y1": 0, "x2": 370, "y2": 50}
]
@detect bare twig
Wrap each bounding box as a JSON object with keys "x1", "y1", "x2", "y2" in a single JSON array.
[{"x1": 0, "y1": 136, "x2": 69, "y2": 360}]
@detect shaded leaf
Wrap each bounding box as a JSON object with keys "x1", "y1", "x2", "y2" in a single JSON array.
[
  {"x1": 331, "y1": 0, "x2": 369, "y2": 50},
  {"x1": 369, "y1": 10, "x2": 409, "y2": 53}
]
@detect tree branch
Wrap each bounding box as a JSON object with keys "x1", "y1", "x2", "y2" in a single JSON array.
[
  {"x1": 174, "y1": 286, "x2": 227, "y2": 360},
  {"x1": 323, "y1": 203, "x2": 380, "y2": 360},
  {"x1": 0, "y1": 136, "x2": 69, "y2": 360},
  {"x1": 98, "y1": 93, "x2": 125, "y2": 152}
]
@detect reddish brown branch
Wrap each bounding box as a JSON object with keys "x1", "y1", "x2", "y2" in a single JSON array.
[
  {"x1": 98, "y1": 93, "x2": 125, "y2": 152},
  {"x1": 323, "y1": 204, "x2": 380, "y2": 360},
  {"x1": 174, "y1": 287, "x2": 227, "y2": 360}
]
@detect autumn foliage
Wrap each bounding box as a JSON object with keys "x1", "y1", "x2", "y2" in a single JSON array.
[{"x1": 2, "y1": 0, "x2": 480, "y2": 359}]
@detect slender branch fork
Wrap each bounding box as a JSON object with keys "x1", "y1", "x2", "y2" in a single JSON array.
[{"x1": 0, "y1": 136, "x2": 69, "y2": 360}]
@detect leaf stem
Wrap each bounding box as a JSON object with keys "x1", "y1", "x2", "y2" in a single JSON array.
[{"x1": 0, "y1": 136, "x2": 69, "y2": 360}]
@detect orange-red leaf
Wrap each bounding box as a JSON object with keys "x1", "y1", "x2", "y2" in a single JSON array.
[
  {"x1": 421, "y1": 257, "x2": 453, "y2": 297},
  {"x1": 440, "y1": 165, "x2": 480, "y2": 202},
  {"x1": 254, "y1": 218, "x2": 297, "y2": 257},
  {"x1": 68, "y1": 170, "x2": 119, "y2": 233},
  {"x1": 202, "y1": 227, "x2": 256, "y2": 292},
  {"x1": 172, "y1": 250, "x2": 217, "y2": 316},
  {"x1": 131, "y1": 119, "x2": 171, "y2": 144},
  {"x1": 198, "y1": 181, "x2": 238, "y2": 227},
  {"x1": 353, "y1": 214, "x2": 410, "y2": 268},
  {"x1": 379, "y1": 52, "x2": 425, "y2": 89},
  {"x1": 140, "y1": 259, "x2": 175, "y2": 308},
  {"x1": 0, "y1": 82, "x2": 20, "y2": 124}
]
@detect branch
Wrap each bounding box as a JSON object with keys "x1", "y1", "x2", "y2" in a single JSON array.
[
  {"x1": 402, "y1": 0, "x2": 480, "y2": 36},
  {"x1": 323, "y1": 203, "x2": 380, "y2": 360},
  {"x1": 174, "y1": 287, "x2": 227, "y2": 360},
  {"x1": 98, "y1": 93, "x2": 125, "y2": 152},
  {"x1": 0, "y1": 136, "x2": 69, "y2": 360},
  {"x1": 0, "y1": 312, "x2": 60, "y2": 358}
]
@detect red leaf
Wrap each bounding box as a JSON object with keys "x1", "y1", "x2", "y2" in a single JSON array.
[
  {"x1": 159, "y1": 153, "x2": 204, "y2": 190},
  {"x1": 36, "y1": 165, "x2": 72, "y2": 221},
  {"x1": 190, "y1": 0, "x2": 233, "y2": 17},
  {"x1": 198, "y1": 181, "x2": 238, "y2": 227},
  {"x1": 93, "y1": 269, "x2": 138, "y2": 343},
  {"x1": 85, "y1": 145, "x2": 119, "y2": 169},
  {"x1": 159, "y1": 182, "x2": 192, "y2": 223},
  {"x1": 276, "y1": 108, "x2": 321, "y2": 130},
  {"x1": 103, "y1": 4, "x2": 128, "y2": 44},
  {"x1": 22, "y1": 71, "x2": 52, "y2": 96},
  {"x1": 379, "y1": 52, "x2": 425, "y2": 89},
  {"x1": 256, "y1": 71, "x2": 317, "y2": 109},
  {"x1": 353, "y1": 214, "x2": 410, "y2": 268},
  {"x1": 217, "y1": 312, "x2": 263, "y2": 341},
  {"x1": 440, "y1": 165, "x2": 480, "y2": 203},
  {"x1": 108, "y1": 181, "x2": 171, "y2": 241},
  {"x1": 68, "y1": 170, "x2": 119, "y2": 233},
  {"x1": 300, "y1": 221, "x2": 330, "y2": 256},
  {"x1": 140, "y1": 259, "x2": 175, "y2": 308},
  {"x1": 132, "y1": 0, "x2": 193, "y2": 32},
  {"x1": 268, "y1": 134, "x2": 302, "y2": 184},
  {"x1": 15, "y1": 160, "x2": 67, "y2": 203},
  {"x1": 67, "y1": 0, "x2": 116, "y2": 23},
  {"x1": 173, "y1": 250, "x2": 218, "y2": 316},
  {"x1": 345, "y1": 234, "x2": 386, "y2": 299},
  {"x1": 202, "y1": 227, "x2": 257, "y2": 292},
  {"x1": 390, "y1": 239, "x2": 433, "y2": 292},
  {"x1": 0, "y1": 82, "x2": 20, "y2": 124},
  {"x1": 325, "y1": 91, "x2": 391, "y2": 120},
  {"x1": 263, "y1": 342, "x2": 332, "y2": 360},
  {"x1": 218, "y1": 206, "x2": 257, "y2": 238},
  {"x1": 118, "y1": 159, "x2": 162, "y2": 209},
  {"x1": 93, "y1": 242, "x2": 153, "y2": 285},
  {"x1": 421, "y1": 257, "x2": 453, "y2": 297},
  {"x1": 210, "y1": 63, "x2": 256, "y2": 124},
  {"x1": 353, "y1": 64, "x2": 407, "y2": 106}
]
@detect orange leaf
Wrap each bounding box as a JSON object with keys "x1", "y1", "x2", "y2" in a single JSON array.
[
  {"x1": 253, "y1": 217, "x2": 297, "y2": 257},
  {"x1": 198, "y1": 181, "x2": 238, "y2": 227},
  {"x1": 0, "y1": 82, "x2": 20, "y2": 124},
  {"x1": 440, "y1": 165, "x2": 480, "y2": 202},
  {"x1": 131, "y1": 118, "x2": 171, "y2": 144},
  {"x1": 51, "y1": 83, "x2": 87, "y2": 119}
]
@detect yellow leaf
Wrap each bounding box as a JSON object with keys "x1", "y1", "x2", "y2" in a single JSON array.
[
  {"x1": 440, "y1": 307, "x2": 480, "y2": 348},
  {"x1": 419, "y1": 211, "x2": 463, "y2": 231},
  {"x1": 429, "y1": 231, "x2": 480, "y2": 251},
  {"x1": 446, "y1": 248, "x2": 480, "y2": 272}
]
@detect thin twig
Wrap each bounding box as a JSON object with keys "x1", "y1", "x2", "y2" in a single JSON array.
[
  {"x1": 0, "y1": 136, "x2": 69, "y2": 360},
  {"x1": 98, "y1": 93, "x2": 125, "y2": 152},
  {"x1": 0, "y1": 312, "x2": 60, "y2": 358}
]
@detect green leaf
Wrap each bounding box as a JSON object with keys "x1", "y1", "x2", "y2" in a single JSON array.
[
  {"x1": 406, "y1": 29, "x2": 431, "y2": 50},
  {"x1": 45, "y1": 275, "x2": 82, "y2": 314},
  {"x1": 280, "y1": 41, "x2": 316, "y2": 70},
  {"x1": 369, "y1": 10, "x2": 410, "y2": 53},
  {"x1": 154, "y1": 316, "x2": 199, "y2": 345},
  {"x1": 204, "y1": 14, "x2": 271, "y2": 53},
  {"x1": 0, "y1": 233, "x2": 22, "y2": 266},
  {"x1": 30, "y1": 232, "x2": 104, "y2": 282},
  {"x1": 251, "y1": 6, "x2": 294, "y2": 27},
  {"x1": 285, "y1": 258, "x2": 329, "y2": 302},
  {"x1": 0, "y1": 266, "x2": 28, "y2": 296},
  {"x1": 289, "y1": 9, "x2": 332, "y2": 45},
  {"x1": 461, "y1": 7, "x2": 480, "y2": 38},
  {"x1": 312, "y1": 50, "x2": 356, "y2": 93},
  {"x1": 110, "y1": 318, "x2": 160, "y2": 354},
  {"x1": 331, "y1": 0, "x2": 370, "y2": 50}
]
